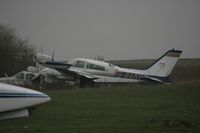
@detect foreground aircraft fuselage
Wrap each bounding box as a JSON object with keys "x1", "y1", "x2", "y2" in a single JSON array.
[
  {"x1": 36, "y1": 49, "x2": 182, "y2": 85},
  {"x1": 0, "y1": 83, "x2": 50, "y2": 120}
]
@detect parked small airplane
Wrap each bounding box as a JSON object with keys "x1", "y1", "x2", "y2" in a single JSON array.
[
  {"x1": 35, "y1": 49, "x2": 182, "y2": 86},
  {"x1": 0, "y1": 71, "x2": 40, "y2": 88},
  {"x1": 0, "y1": 83, "x2": 50, "y2": 120}
]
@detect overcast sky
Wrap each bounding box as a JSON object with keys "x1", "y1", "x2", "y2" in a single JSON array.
[{"x1": 0, "y1": 0, "x2": 199, "y2": 60}]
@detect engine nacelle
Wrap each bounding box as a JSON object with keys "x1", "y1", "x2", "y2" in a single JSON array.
[
  {"x1": 35, "y1": 53, "x2": 52, "y2": 63},
  {"x1": 39, "y1": 68, "x2": 62, "y2": 77}
]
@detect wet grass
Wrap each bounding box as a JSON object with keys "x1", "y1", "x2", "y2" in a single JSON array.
[{"x1": 0, "y1": 82, "x2": 200, "y2": 133}]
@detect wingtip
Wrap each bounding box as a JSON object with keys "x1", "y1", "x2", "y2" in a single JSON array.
[{"x1": 170, "y1": 48, "x2": 182, "y2": 53}]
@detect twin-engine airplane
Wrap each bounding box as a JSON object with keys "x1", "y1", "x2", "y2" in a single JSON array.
[
  {"x1": 35, "y1": 49, "x2": 182, "y2": 86},
  {"x1": 0, "y1": 83, "x2": 50, "y2": 120}
]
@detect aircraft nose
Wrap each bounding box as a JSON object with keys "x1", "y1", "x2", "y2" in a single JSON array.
[
  {"x1": 36, "y1": 92, "x2": 51, "y2": 104},
  {"x1": 42, "y1": 93, "x2": 51, "y2": 103},
  {"x1": 25, "y1": 90, "x2": 51, "y2": 107}
]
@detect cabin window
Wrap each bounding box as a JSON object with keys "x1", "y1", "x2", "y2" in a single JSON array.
[
  {"x1": 73, "y1": 61, "x2": 85, "y2": 68},
  {"x1": 86, "y1": 63, "x2": 105, "y2": 71},
  {"x1": 26, "y1": 74, "x2": 35, "y2": 80}
]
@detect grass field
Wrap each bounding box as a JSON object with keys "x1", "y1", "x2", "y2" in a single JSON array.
[{"x1": 0, "y1": 83, "x2": 200, "y2": 133}]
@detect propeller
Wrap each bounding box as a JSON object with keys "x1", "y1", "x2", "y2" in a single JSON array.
[{"x1": 51, "y1": 48, "x2": 55, "y2": 61}]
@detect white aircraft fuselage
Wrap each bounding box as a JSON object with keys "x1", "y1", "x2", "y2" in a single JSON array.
[
  {"x1": 68, "y1": 58, "x2": 144, "y2": 83},
  {"x1": 0, "y1": 83, "x2": 50, "y2": 120}
]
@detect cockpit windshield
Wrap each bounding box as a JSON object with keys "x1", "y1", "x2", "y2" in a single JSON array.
[
  {"x1": 108, "y1": 63, "x2": 115, "y2": 67},
  {"x1": 73, "y1": 60, "x2": 85, "y2": 68},
  {"x1": 14, "y1": 71, "x2": 35, "y2": 80},
  {"x1": 14, "y1": 72, "x2": 24, "y2": 79},
  {"x1": 67, "y1": 59, "x2": 76, "y2": 65}
]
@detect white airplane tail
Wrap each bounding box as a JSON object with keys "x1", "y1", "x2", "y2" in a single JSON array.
[{"x1": 144, "y1": 49, "x2": 182, "y2": 77}]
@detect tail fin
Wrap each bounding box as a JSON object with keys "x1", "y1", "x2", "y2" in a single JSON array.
[{"x1": 145, "y1": 49, "x2": 182, "y2": 77}]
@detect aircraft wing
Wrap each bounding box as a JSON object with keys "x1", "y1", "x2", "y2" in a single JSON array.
[
  {"x1": 57, "y1": 68, "x2": 98, "y2": 80},
  {"x1": 39, "y1": 61, "x2": 98, "y2": 81}
]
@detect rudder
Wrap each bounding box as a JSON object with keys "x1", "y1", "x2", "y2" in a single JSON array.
[{"x1": 144, "y1": 49, "x2": 182, "y2": 77}]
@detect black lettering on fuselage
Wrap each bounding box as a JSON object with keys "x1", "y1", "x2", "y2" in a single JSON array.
[{"x1": 116, "y1": 72, "x2": 143, "y2": 80}]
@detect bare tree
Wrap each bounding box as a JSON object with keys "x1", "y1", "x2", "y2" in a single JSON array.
[{"x1": 0, "y1": 24, "x2": 35, "y2": 77}]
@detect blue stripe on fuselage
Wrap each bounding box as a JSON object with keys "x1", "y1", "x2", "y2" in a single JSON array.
[{"x1": 0, "y1": 93, "x2": 49, "y2": 98}]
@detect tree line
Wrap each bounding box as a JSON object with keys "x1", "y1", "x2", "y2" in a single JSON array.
[{"x1": 0, "y1": 24, "x2": 35, "y2": 77}]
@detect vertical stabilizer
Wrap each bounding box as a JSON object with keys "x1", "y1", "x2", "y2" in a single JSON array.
[{"x1": 145, "y1": 49, "x2": 182, "y2": 77}]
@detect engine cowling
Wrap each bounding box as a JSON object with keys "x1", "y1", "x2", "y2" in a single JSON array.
[{"x1": 35, "y1": 53, "x2": 52, "y2": 63}]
